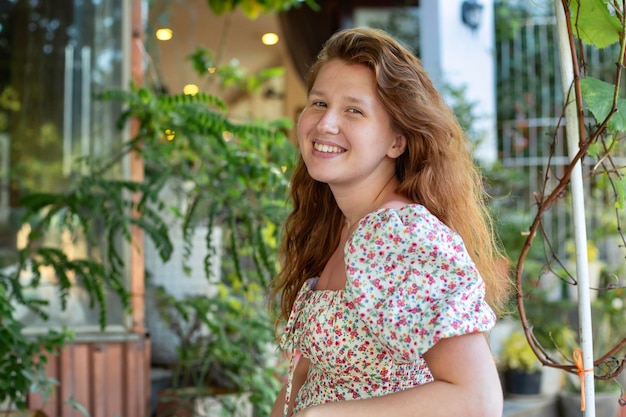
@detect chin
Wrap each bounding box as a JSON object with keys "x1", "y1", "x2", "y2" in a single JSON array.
[
  {"x1": 305, "y1": 168, "x2": 334, "y2": 184},
  {"x1": 308, "y1": 173, "x2": 331, "y2": 184}
]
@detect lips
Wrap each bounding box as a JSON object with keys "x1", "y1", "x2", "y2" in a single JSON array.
[{"x1": 313, "y1": 142, "x2": 345, "y2": 154}]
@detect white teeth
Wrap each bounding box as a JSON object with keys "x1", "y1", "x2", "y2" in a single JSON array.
[{"x1": 314, "y1": 143, "x2": 343, "y2": 153}]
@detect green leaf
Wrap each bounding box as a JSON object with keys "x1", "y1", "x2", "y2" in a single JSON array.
[
  {"x1": 205, "y1": 0, "x2": 319, "y2": 16},
  {"x1": 131, "y1": 218, "x2": 173, "y2": 262},
  {"x1": 18, "y1": 192, "x2": 65, "y2": 212},
  {"x1": 303, "y1": 0, "x2": 320, "y2": 11},
  {"x1": 580, "y1": 77, "x2": 626, "y2": 132},
  {"x1": 239, "y1": 0, "x2": 263, "y2": 19},
  {"x1": 249, "y1": 76, "x2": 264, "y2": 92},
  {"x1": 206, "y1": 0, "x2": 234, "y2": 15},
  {"x1": 258, "y1": 66, "x2": 285, "y2": 78},
  {"x1": 160, "y1": 92, "x2": 227, "y2": 113},
  {"x1": 587, "y1": 141, "x2": 602, "y2": 158},
  {"x1": 65, "y1": 395, "x2": 91, "y2": 417},
  {"x1": 187, "y1": 47, "x2": 215, "y2": 77},
  {"x1": 570, "y1": 0, "x2": 621, "y2": 48}
]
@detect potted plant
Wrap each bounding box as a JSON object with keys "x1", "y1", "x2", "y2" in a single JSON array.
[
  {"x1": 153, "y1": 282, "x2": 281, "y2": 417},
  {"x1": 112, "y1": 46, "x2": 295, "y2": 417},
  {"x1": 500, "y1": 330, "x2": 543, "y2": 396}
]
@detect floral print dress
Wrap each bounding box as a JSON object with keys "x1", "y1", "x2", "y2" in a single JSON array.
[{"x1": 279, "y1": 205, "x2": 496, "y2": 416}]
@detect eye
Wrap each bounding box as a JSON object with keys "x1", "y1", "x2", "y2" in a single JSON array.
[
  {"x1": 311, "y1": 101, "x2": 327, "y2": 108},
  {"x1": 347, "y1": 107, "x2": 363, "y2": 115}
]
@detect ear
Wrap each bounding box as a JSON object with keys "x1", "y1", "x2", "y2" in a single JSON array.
[{"x1": 387, "y1": 134, "x2": 407, "y2": 159}]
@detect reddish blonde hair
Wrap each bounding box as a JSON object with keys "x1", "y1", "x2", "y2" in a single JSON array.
[{"x1": 270, "y1": 27, "x2": 510, "y2": 328}]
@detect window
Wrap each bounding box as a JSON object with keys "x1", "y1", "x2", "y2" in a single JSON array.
[{"x1": 0, "y1": 0, "x2": 128, "y2": 331}]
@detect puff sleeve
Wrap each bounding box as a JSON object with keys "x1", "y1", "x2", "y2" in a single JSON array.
[{"x1": 344, "y1": 205, "x2": 496, "y2": 364}]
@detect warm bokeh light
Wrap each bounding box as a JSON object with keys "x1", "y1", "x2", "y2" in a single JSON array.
[
  {"x1": 208, "y1": 67, "x2": 216, "y2": 73},
  {"x1": 261, "y1": 32, "x2": 279, "y2": 46},
  {"x1": 222, "y1": 131, "x2": 233, "y2": 142},
  {"x1": 183, "y1": 84, "x2": 199, "y2": 96},
  {"x1": 165, "y1": 129, "x2": 175, "y2": 141},
  {"x1": 155, "y1": 28, "x2": 173, "y2": 41}
]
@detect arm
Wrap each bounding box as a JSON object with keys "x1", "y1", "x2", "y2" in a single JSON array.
[
  {"x1": 293, "y1": 332, "x2": 502, "y2": 417},
  {"x1": 270, "y1": 355, "x2": 311, "y2": 417}
]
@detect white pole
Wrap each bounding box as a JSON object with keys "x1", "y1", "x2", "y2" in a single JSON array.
[{"x1": 554, "y1": 2, "x2": 596, "y2": 416}]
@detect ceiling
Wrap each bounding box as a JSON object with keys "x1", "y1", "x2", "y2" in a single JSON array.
[
  {"x1": 149, "y1": 0, "x2": 289, "y2": 95},
  {"x1": 148, "y1": 0, "x2": 419, "y2": 95}
]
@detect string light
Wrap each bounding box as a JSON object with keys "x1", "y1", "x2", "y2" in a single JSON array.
[
  {"x1": 156, "y1": 28, "x2": 173, "y2": 41},
  {"x1": 183, "y1": 84, "x2": 199, "y2": 96},
  {"x1": 261, "y1": 32, "x2": 279, "y2": 45}
]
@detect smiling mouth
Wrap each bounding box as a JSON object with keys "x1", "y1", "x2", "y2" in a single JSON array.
[{"x1": 313, "y1": 142, "x2": 344, "y2": 154}]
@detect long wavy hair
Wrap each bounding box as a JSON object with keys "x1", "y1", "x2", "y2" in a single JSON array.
[{"x1": 270, "y1": 27, "x2": 510, "y2": 329}]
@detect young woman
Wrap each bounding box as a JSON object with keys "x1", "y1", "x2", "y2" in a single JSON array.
[{"x1": 269, "y1": 27, "x2": 511, "y2": 417}]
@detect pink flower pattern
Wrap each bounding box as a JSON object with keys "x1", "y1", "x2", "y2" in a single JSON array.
[{"x1": 280, "y1": 205, "x2": 495, "y2": 416}]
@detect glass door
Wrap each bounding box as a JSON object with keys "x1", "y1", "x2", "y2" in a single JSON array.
[{"x1": 0, "y1": 0, "x2": 128, "y2": 330}]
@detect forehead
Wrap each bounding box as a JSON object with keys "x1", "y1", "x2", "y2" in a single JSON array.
[{"x1": 311, "y1": 60, "x2": 378, "y2": 96}]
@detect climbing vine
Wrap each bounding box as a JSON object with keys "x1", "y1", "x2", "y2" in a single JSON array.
[{"x1": 516, "y1": 0, "x2": 626, "y2": 389}]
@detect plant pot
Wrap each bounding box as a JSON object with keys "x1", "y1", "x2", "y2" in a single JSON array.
[
  {"x1": 505, "y1": 369, "x2": 542, "y2": 396},
  {"x1": 155, "y1": 387, "x2": 252, "y2": 417},
  {"x1": 558, "y1": 391, "x2": 621, "y2": 417}
]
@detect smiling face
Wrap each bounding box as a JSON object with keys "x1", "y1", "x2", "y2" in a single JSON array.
[{"x1": 297, "y1": 59, "x2": 406, "y2": 191}]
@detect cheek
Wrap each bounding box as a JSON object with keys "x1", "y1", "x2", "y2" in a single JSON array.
[
  {"x1": 297, "y1": 113, "x2": 314, "y2": 145},
  {"x1": 296, "y1": 124, "x2": 306, "y2": 150}
]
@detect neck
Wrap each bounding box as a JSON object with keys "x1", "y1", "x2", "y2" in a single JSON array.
[{"x1": 333, "y1": 174, "x2": 406, "y2": 229}]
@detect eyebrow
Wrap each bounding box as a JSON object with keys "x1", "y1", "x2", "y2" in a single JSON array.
[
  {"x1": 344, "y1": 95, "x2": 368, "y2": 106},
  {"x1": 309, "y1": 90, "x2": 369, "y2": 106}
]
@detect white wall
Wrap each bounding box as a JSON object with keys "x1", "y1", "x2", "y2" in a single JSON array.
[{"x1": 420, "y1": 0, "x2": 497, "y2": 163}]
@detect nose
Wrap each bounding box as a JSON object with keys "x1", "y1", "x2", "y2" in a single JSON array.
[{"x1": 316, "y1": 109, "x2": 339, "y2": 135}]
